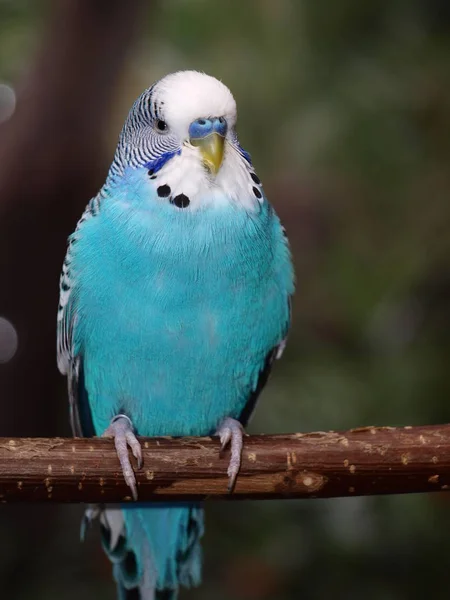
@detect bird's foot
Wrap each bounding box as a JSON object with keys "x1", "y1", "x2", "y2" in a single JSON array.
[
  {"x1": 216, "y1": 417, "x2": 244, "y2": 492},
  {"x1": 102, "y1": 414, "x2": 142, "y2": 500}
]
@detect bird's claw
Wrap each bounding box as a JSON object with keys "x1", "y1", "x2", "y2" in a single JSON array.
[
  {"x1": 102, "y1": 415, "x2": 142, "y2": 500},
  {"x1": 216, "y1": 417, "x2": 244, "y2": 492}
]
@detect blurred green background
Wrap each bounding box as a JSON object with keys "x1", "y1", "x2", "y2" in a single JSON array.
[{"x1": 0, "y1": 0, "x2": 449, "y2": 598}]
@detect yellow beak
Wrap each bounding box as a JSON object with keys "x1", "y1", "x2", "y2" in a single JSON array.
[{"x1": 190, "y1": 132, "x2": 225, "y2": 175}]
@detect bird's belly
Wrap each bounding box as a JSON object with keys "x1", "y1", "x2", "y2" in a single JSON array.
[{"x1": 81, "y1": 276, "x2": 283, "y2": 437}]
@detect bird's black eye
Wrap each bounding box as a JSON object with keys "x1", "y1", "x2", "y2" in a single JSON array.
[{"x1": 156, "y1": 119, "x2": 168, "y2": 132}]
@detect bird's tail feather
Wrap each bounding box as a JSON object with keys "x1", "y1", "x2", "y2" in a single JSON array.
[{"x1": 98, "y1": 504, "x2": 203, "y2": 600}]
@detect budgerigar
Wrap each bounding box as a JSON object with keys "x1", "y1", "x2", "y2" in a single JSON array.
[{"x1": 57, "y1": 71, "x2": 294, "y2": 599}]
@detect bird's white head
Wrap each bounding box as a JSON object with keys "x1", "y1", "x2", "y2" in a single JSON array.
[
  {"x1": 153, "y1": 70, "x2": 237, "y2": 141},
  {"x1": 108, "y1": 71, "x2": 263, "y2": 210}
]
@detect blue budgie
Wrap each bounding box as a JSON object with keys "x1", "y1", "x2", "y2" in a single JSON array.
[{"x1": 57, "y1": 71, "x2": 294, "y2": 599}]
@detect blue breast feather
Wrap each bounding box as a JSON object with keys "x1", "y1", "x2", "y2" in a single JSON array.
[{"x1": 70, "y1": 167, "x2": 293, "y2": 438}]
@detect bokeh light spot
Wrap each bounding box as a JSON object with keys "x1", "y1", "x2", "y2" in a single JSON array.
[
  {"x1": 0, "y1": 317, "x2": 19, "y2": 364},
  {"x1": 0, "y1": 83, "x2": 16, "y2": 124}
]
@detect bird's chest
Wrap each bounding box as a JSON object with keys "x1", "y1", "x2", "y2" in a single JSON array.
[
  {"x1": 75, "y1": 201, "x2": 287, "y2": 434},
  {"x1": 80, "y1": 216, "x2": 276, "y2": 358}
]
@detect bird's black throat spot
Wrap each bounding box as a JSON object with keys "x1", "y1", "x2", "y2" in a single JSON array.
[
  {"x1": 171, "y1": 193, "x2": 190, "y2": 209},
  {"x1": 157, "y1": 184, "x2": 171, "y2": 198},
  {"x1": 250, "y1": 172, "x2": 261, "y2": 185},
  {"x1": 252, "y1": 186, "x2": 262, "y2": 199}
]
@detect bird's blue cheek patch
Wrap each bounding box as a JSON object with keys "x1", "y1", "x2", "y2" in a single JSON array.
[
  {"x1": 238, "y1": 145, "x2": 252, "y2": 165},
  {"x1": 144, "y1": 149, "x2": 181, "y2": 175}
]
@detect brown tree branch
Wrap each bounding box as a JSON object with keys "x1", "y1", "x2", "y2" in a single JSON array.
[{"x1": 0, "y1": 424, "x2": 450, "y2": 503}]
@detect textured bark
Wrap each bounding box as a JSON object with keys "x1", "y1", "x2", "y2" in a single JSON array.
[{"x1": 0, "y1": 424, "x2": 449, "y2": 502}]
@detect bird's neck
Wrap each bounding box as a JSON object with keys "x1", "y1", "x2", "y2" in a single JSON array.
[{"x1": 97, "y1": 168, "x2": 275, "y2": 282}]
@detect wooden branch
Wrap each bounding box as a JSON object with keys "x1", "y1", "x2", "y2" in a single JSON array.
[{"x1": 1, "y1": 424, "x2": 450, "y2": 503}]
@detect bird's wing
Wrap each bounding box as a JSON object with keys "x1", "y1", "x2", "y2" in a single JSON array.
[
  {"x1": 238, "y1": 297, "x2": 292, "y2": 426},
  {"x1": 57, "y1": 199, "x2": 99, "y2": 437}
]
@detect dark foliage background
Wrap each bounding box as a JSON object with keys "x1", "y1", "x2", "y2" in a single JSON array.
[{"x1": 0, "y1": 1, "x2": 449, "y2": 598}]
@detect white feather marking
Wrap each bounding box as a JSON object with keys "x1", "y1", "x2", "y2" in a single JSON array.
[
  {"x1": 57, "y1": 199, "x2": 98, "y2": 374},
  {"x1": 152, "y1": 139, "x2": 260, "y2": 211},
  {"x1": 58, "y1": 287, "x2": 71, "y2": 312},
  {"x1": 101, "y1": 508, "x2": 125, "y2": 551},
  {"x1": 276, "y1": 337, "x2": 288, "y2": 359}
]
